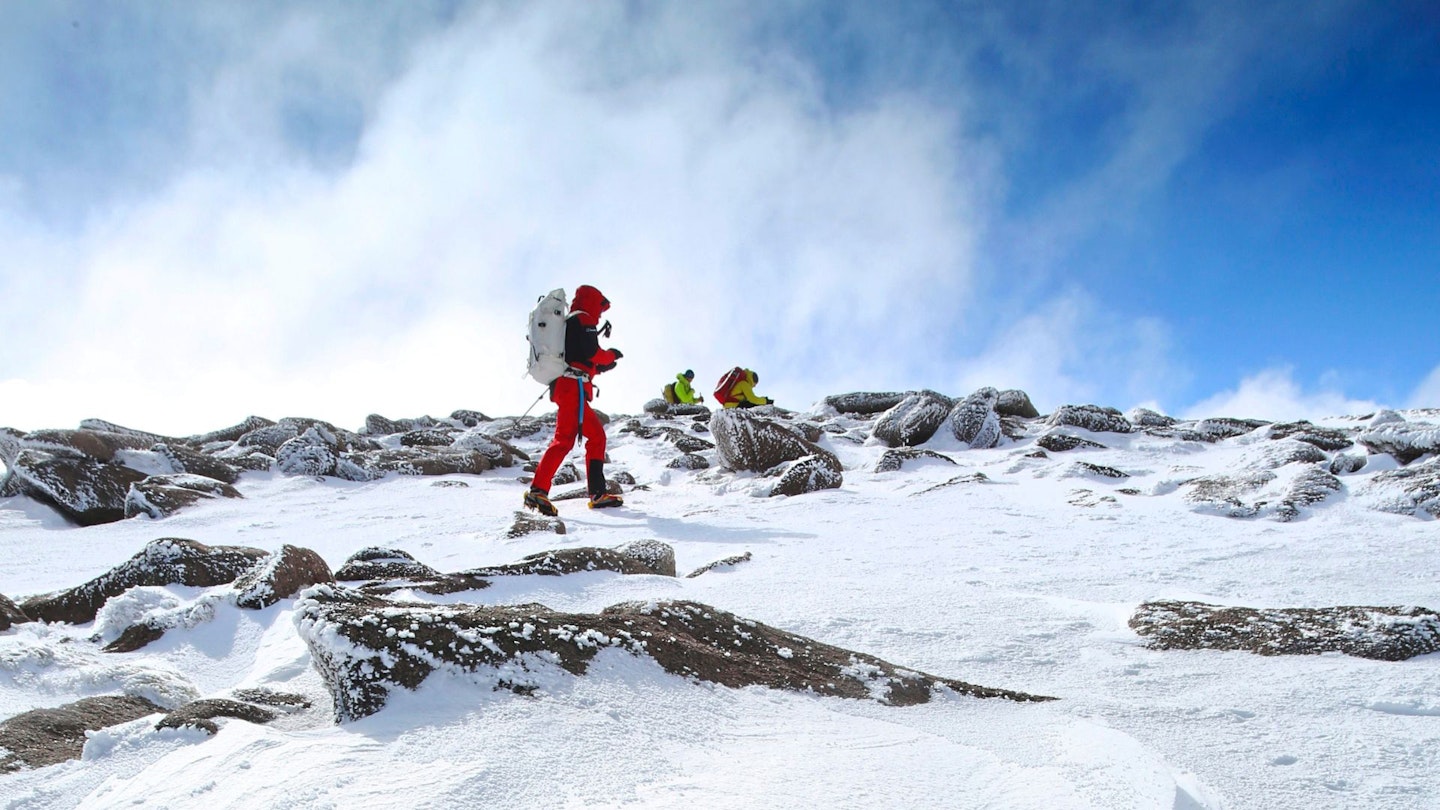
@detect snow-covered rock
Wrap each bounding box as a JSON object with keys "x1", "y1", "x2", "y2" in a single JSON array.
[
  {"x1": 1045, "y1": 404, "x2": 1132, "y2": 434},
  {"x1": 1358, "y1": 421, "x2": 1440, "y2": 465},
  {"x1": 710, "y1": 409, "x2": 834, "y2": 472},
  {"x1": 1130, "y1": 600, "x2": 1440, "y2": 661},
  {"x1": 770, "y1": 453, "x2": 844, "y2": 497},
  {"x1": 124, "y1": 474, "x2": 243, "y2": 519},
  {"x1": 873, "y1": 390, "x2": 953, "y2": 447},
  {"x1": 233, "y1": 544, "x2": 335, "y2": 610},
  {"x1": 19, "y1": 538, "x2": 267, "y2": 625},
  {"x1": 294, "y1": 589, "x2": 1054, "y2": 723},
  {"x1": 949, "y1": 387, "x2": 1002, "y2": 449}
]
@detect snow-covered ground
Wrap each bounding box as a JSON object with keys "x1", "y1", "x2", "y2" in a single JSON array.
[{"x1": 1, "y1": 404, "x2": 1437, "y2": 809}]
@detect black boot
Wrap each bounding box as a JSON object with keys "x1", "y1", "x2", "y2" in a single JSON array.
[{"x1": 587, "y1": 460, "x2": 607, "y2": 500}]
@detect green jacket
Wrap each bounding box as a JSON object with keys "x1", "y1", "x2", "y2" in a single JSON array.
[{"x1": 673, "y1": 373, "x2": 700, "y2": 404}]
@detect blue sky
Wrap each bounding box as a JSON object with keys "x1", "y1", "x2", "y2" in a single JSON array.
[{"x1": 1, "y1": 0, "x2": 1436, "y2": 434}]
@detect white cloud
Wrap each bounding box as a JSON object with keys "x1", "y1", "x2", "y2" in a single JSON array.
[
  {"x1": 0, "y1": 2, "x2": 993, "y2": 434},
  {"x1": 1408, "y1": 365, "x2": 1440, "y2": 409},
  {"x1": 1180, "y1": 367, "x2": 1383, "y2": 423}
]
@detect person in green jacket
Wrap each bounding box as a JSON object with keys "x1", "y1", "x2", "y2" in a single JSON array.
[{"x1": 663, "y1": 369, "x2": 701, "y2": 404}]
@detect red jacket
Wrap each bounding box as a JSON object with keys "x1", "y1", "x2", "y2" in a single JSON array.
[{"x1": 564, "y1": 285, "x2": 617, "y2": 377}]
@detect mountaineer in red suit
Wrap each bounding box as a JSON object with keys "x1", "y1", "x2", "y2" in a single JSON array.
[{"x1": 523, "y1": 285, "x2": 623, "y2": 514}]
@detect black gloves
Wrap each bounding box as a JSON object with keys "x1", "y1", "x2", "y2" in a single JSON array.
[{"x1": 611, "y1": 348, "x2": 624, "y2": 359}]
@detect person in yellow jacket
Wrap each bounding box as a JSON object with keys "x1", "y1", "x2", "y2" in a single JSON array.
[
  {"x1": 717, "y1": 367, "x2": 773, "y2": 409},
  {"x1": 663, "y1": 370, "x2": 702, "y2": 405}
]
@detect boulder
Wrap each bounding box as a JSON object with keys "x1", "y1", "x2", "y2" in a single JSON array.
[
  {"x1": 124, "y1": 474, "x2": 243, "y2": 519},
  {"x1": 450, "y1": 428, "x2": 527, "y2": 466},
  {"x1": 187, "y1": 416, "x2": 275, "y2": 445},
  {"x1": 155, "y1": 698, "x2": 278, "y2": 735},
  {"x1": 1358, "y1": 422, "x2": 1440, "y2": 465},
  {"x1": 710, "y1": 410, "x2": 833, "y2": 473},
  {"x1": 1360, "y1": 459, "x2": 1440, "y2": 518},
  {"x1": 770, "y1": 454, "x2": 844, "y2": 497},
  {"x1": 9, "y1": 450, "x2": 148, "y2": 526},
  {"x1": 949, "y1": 388, "x2": 1002, "y2": 449},
  {"x1": 666, "y1": 453, "x2": 710, "y2": 470},
  {"x1": 686, "y1": 552, "x2": 754, "y2": 578},
  {"x1": 234, "y1": 544, "x2": 335, "y2": 609},
  {"x1": 294, "y1": 589, "x2": 1054, "y2": 722},
  {"x1": 334, "y1": 547, "x2": 440, "y2": 582},
  {"x1": 874, "y1": 448, "x2": 956, "y2": 473},
  {"x1": 337, "y1": 448, "x2": 492, "y2": 479},
  {"x1": 506, "y1": 511, "x2": 567, "y2": 539},
  {"x1": 465, "y1": 541, "x2": 677, "y2": 578},
  {"x1": 151, "y1": 443, "x2": 243, "y2": 484},
  {"x1": 276, "y1": 428, "x2": 339, "y2": 477},
  {"x1": 1275, "y1": 468, "x2": 1343, "y2": 522},
  {"x1": 1070, "y1": 462, "x2": 1129, "y2": 480},
  {"x1": 400, "y1": 428, "x2": 458, "y2": 447},
  {"x1": 20, "y1": 428, "x2": 154, "y2": 462},
  {"x1": 450, "y1": 409, "x2": 492, "y2": 427},
  {"x1": 1045, "y1": 405, "x2": 1132, "y2": 434},
  {"x1": 1130, "y1": 600, "x2": 1440, "y2": 661},
  {"x1": 20, "y1": 538, "x2": 268, "y2": 624},
  {"x1": 1185, "y1": 417, "x2": 1269, "y2": 443},
  {"x1": 872, "y1": 390, "x2": 954, "y2": 448},
  {"x1": 995, "y1": 389, "x2": 1039, "y2": 419},
  {"x1": 1180, "y1": 472, "x2": 1276, "y2": 518},
  {"x1": 0, "y1": 696, "x2": 164, "y2": 772},
  {"x1": 1127, "y1": 408, "x2": 1176, "y2": 428},
  {"x1": 820, "y1": 392, "x2": 908, "y2": 416},
  {"x1": 1328, "y1": 454, "x2": 1367, "y2": 475},
  {"x1": 1266, "y1": 421, "x2": 1354, "y2": 452},
  {"x1": 1036, "y1": 433, "x2": 1106, "y2": 453},
  {"x1": 0, "y1": 593, "x2": 29, "y2": 630}
]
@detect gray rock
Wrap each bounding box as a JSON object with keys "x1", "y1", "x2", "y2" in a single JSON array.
[
  {"x1": 156, "y1": 698, "x2": 278, "y2": 735},
  {"x1": 686, "y1": 552, "x2": 754, "y2": 578},
  {"x1": 770, "y1": 454, "x2": 844, "y2": 497},
  {"x1": 1036, "y1": 432, "x2": 1106, "y2": 453},
  {"x1": 234, "y1": 545, "x2": 335, "y2": 609},
  {"x1": 1131, "y1": 600, "x2": 1440, "y2": 661},
  {"x1": 0, "y1": 696, "x2": 164, "y2": 772},
  {"x1": 20, "y1": 537, "x2": 267, "y2": 625},
  {"x1": 1358, "y1": 422, "x2": 1440, "y2": 465},
  {"x1": 334, "y1": 548, "x2": 439, "y2": 583},
  {"x1": 1267, "y1": 421, "x2": 1354, "y2": 452},
  {"x1": 1045, "y1": 405, "x2": 1132, "y2": 434},
  {"x1": 873, "y1": 390, "x2": 954, "y2": 447},
  {"x1": 874, "y1": 448, "x2": 956, "y2": 473},
  {"x1": 710, "y1": 410, "x2": 834, "y2": 473},
  {"x1": 1276, "y1": 468, "x2": 1343, "y2": 522},
  {"x1": 125, "y1": 474, "x2": 243, "y2": 519},
  {"x1": 949, "y1": 388, "x2": 1002, "y2": 449},
  {"x1": 995, "y1": 389, "x2": 1039, "y2": 419},
  {"x1": 9, "y1": 450, "x2": 148, "y2": 526},
  {"x1": 294, "y1": 589, "x2": 1054, "y2": 722},
  {"x1": 821, "y1": 392, "x2": 909, "y2": 415},
  {"x1": 667, "y1": 453, "x2": 710, "y2": 470},
  {"x1": 0, "y1": 593, "x2": 29, "y2": 631}
]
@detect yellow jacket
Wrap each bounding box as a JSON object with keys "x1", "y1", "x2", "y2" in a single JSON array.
[{"x1": 723, "y1": 370, "x2": 770, "y2": 408}]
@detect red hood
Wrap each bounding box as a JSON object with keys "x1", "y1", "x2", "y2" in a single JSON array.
[{"x1": 570, "y1": 285, "x2": 610, "y2": 326}]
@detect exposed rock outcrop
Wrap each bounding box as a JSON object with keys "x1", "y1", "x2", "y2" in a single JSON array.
[
  {"x1": 1358, "y1": 421, "x2": 1440, "y2": 466},
  {"x1": 1130, "y1": 600, "x2": 1440, "y2": 661},
  {"x1": 1045, "y1": 405, "x2": 1132, "y2": 434},
  {"x1": 770, "y1": 453, "x2": 844, "y2": 497},
  {"x1": 0, "y1": 696, "x2": 164, "y2": 772},
  {"x1": 233, "y1": 545, "x2": 335, "y2": 610},
  {"x1": 295, "y1": 589, "x2": 1055, "y2": 722},
  {"x1": 710, "y1": 410, "x2": 835, "y2": 473},
  {"x1": 0, "y1": 593, "x2": 29, "y2": 630},
  {"x1": 995, "y1": 389, "x2": 1039, "y2": 419},
  {"x1": 155, "y1": 698, "x2": 279, "y2": 735},
  {"x1": 874, "y1": 448, "x2": 956, "y2": 473},
  {"x1": 949, "y1": 388, "x2": 1002, "y2": 449},
  {"x1": 1036, "y1": 433, "x2": 1106, "y2": 453},
  {"x1": 125, "y1": 474, "x2": 243, "y2": 519},
  {"x1": 466, "y1": 541, "x2": 676, "y2": 578},
  {"x1": 8, "y1": 451, "x2": 148, "y2": 526},
  {"x1": 873, "y1": 391, "x2": 953, "y2": 447},
  {"x1": 821, "y1": 392, "x2": 908, "y2": 416},
  {"x1": 20, "y1": 538, "x2": 268, "y2": 625}
]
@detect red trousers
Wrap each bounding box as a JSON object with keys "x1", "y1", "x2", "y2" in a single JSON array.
[{"x1": 532, "y1": 376, "x2": 606, "y2": 493}]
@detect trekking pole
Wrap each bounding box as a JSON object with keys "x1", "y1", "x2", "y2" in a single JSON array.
[{"x1": 518, "y1": 389, "x2": 547, "y2": 420}]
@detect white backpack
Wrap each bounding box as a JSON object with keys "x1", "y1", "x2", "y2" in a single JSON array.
[{"x1": 525, "y1": 288, "x2": 570, "y2": 384}]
